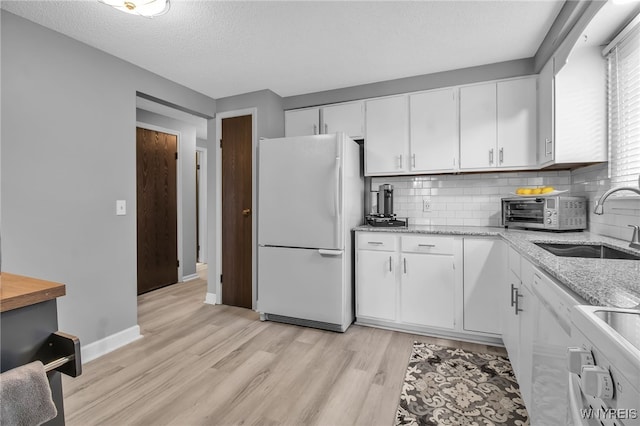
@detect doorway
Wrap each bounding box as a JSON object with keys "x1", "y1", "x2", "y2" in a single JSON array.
[
  {"x1": 220, "y1": 115, "x2": 253, "y2": 309},
  {"x1": 136, "y1": 127, "x2": 179, "y2": 294},
  {"x1": 195, "y1": 148, "x2": 208, "y2": 264}
]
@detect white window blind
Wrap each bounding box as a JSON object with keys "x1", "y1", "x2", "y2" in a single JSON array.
[{"x1": 606, "y1": 17, "x2": 640, "y2": 187}]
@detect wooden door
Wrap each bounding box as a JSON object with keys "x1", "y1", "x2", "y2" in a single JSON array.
[
  {"x1": 221, "y1": 115, "x2": 253, "y2": 309},
  {"x1": 136, "y1": 128, "x2": 178, "y2": 295}
]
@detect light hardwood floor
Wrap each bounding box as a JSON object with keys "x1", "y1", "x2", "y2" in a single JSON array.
[{"x1": 63, "y1": 272, "x2": 506, "y2": 426}]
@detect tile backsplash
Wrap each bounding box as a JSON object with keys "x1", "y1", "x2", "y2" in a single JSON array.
[
  {"x1": 370, "y1": 170, "x2": 572, "y2": 227},
  {"x1": 570, "y1": 163, "x2": 640, "y2": 241},
  {"x1": 370, "y1": 163, "x2": 639, "y2": 242}
]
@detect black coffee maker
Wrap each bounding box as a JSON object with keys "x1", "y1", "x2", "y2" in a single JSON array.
[{"x1": 366, "y1": 184, "x2": 407, "y2": 227}]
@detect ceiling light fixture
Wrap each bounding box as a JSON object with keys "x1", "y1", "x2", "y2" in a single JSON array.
[{"x1": 98, "y1": 0, "x2": 170, "y2": 18}]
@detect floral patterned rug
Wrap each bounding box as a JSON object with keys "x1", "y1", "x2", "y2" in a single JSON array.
[{"x1": 395, "y1": 342, "x2": 529, "y2": 426}]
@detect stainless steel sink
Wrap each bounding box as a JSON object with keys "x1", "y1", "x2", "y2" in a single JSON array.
[
  {"x1": 593, "y1": 310, "x2": 640, "y2": 351},
  {"x1": 534, "y1": 242, "x2": 640, "y2": 260}
]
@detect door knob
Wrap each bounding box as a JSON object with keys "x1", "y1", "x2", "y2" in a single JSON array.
[{"x1": 242, "y1": 208, "x2": 251, "y2": 216}]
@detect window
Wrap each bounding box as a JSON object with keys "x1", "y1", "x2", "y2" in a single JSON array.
[{"x1": 606, "y1": 15, "x2": 640, "y2": 188}]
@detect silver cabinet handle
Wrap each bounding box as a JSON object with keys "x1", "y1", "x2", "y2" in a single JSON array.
[
  {"x1": 399, "y1": 154, "x2": 403, "y2": 169},
  {"x1": 418, "y1": 244, "x2": 436, "y2": 248},
  {"x1": 515, "y1": 289, "x2": 523, "y2": 315},
  {"x1": 313, "y1": 124, "x2": 318, "y2": 135},
  {"x1": 389, "y1": 256, "x2": 392, "y2": 272},
  {"x1": 510, "y1": 283, "x2": 516, "y2": 307},
  {"x1": 499, "y1": 147, "x2": 504, "y2": 164},
  {"x1": 545, "y1": 138, "x2": 553, "y2": 156},
  {"x1": 412, "y1": 154, "x2": 416, "y2": 168},
  {"x1": 403, "y1": 257, "x2": 407, "y2": 274},
  {"x1": 489, "y1": 148, "x2": 494, "y2": 165},
  {"x1": 325, "y1": 123, "x2": 329, "y2": 134},
  {"x1": 367, "y1": 241, "x2": 383, "y2": 245}
]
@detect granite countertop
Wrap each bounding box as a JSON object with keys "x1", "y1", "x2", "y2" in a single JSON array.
[{"x1": 354, "y1": 225, "x2": 640, "y2": 309}]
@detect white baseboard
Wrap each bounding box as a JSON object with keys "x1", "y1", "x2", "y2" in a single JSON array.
[
  {"x1": 182, "y1": 273, "x2": 199, "y2": 282},
  {"x1": 204, "y1": 292, "x2": 217, "y2": 305},
  {"x1": 81, "y1": 325, "x2": 142, "y2": 364}
]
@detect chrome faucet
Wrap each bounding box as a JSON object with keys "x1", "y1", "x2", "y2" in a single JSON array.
[
  {"x1": 629, "y1": 225, "x2": 640, "y2": 250},
  {"x1": 593, "y1": 175, "x2": 640, "y2": 215},
  {"x1": 593, "y1": 175, "x2": 640, "y2": 250}
]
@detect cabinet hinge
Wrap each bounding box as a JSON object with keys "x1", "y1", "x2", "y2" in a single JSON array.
[
  {"x1": 220, "y1": 274, "x2": 223, "y2": 283},
  {"x1": 220, "y1": 139, "x2": 223, "y2": 148},
  {"x1": 177, "y1": 259, "x2": 180, "y2": 267},
  {"x1": 175, "y1": 152, "x2": 178, "y2": 160}
]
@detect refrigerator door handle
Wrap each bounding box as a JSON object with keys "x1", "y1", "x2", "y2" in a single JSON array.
[
  {"x1": 318, "y1": 249, "x2": 343, "y2": 256},
  {"x1": 334, "y1": 137, "x2": 343, "y2": 248}
]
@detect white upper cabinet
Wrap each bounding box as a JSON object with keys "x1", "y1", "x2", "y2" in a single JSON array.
[
  {"x1": 322, "y1": 102, "x2": 364, "y2": 139},
  {"x1": 285, "y1": 108, "x2": 320, "y2": 137},
  {"x1": 365, "y1": 95, "x2": 410, "y2": 175},
  {"x1": 285, "y1": 102, "x2": 364, "y2": 139},
  {"x1": 544, "y1": 47, "x2": 607, "y2": 166},
  {"x1": 460, "y1": 77, "x2": 537, "y2": 171},
  {"x1": 459, "y1": 83, "x2": 498, "y2": 169},
  {"x1": 497, "y1": 78, "x2": 537, "y2": 168},
  {"x1": 409, "y1": 88, "x2": 458, "y2": 173}
]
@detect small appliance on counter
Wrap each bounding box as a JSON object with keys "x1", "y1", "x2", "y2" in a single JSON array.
[
  {"x1": 502, "y1": 195, "x2": 587, "y2": 231},
  {"x1": 365, "y1": 183, "x2": 408, "y2": 228}
]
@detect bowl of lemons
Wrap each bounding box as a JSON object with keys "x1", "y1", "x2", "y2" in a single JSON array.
[{"x1": 512, "y1": 186, "x2": 566, "y2": 196}]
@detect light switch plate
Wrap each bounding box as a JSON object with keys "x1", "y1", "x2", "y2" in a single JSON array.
[
  {"x1": 423, "y1": 198, "x2": 431, "y2": 212},
  {"x1": 116, "y1": 200, "x2": 126, "y2": 216}
]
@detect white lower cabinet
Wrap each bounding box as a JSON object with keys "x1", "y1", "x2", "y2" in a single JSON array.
[
  {"x1": 400, "y1": 252, "x2": 455, "y2": 329},
  {"x1": 356, "y1": 249, "x2": 396, "y2": 321},
  {"x1": 463, "y1": 238, "x2": 505, "y2": 335},
  {"x1": 356, "y1": 232, "x2": 505, "y2": 341}
]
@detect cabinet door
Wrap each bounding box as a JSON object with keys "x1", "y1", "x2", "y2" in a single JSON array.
[
  {"x1": 409, "y1": 89, "x2": 458, "y2": 172},
  {"x1": 518, "y1": 283, "x2": 536, "y2": 410},
  {"x1": 322, "y1": 102, "x2": 364, "y2": 139},
  {"x1": 356, "y1": 250, "x2": 396, "y2": 321},
  {"x1": 364, "y1": 96, "x2": 409, "y2": 175},
  {"x1": 285, "y1": 108, "x2": 320, "y2": 137},
  {"x1": 502, "y1": 270, "x2": 520, "y2": 373},
  {"x1": 462, "y1": 239, "x2": 505, "y2": 335},
  {"x1": 497, "y1": 78, "x2": 537, "y2": 168},
  {"x1": 538, "y1": 58, "x2": 555, "y2": 166},
  {"x1": 400, "y1": 253, "x2": 455, "y2": 329},
  {"x1": 460, "y1": 83, "x2": 497, "y2": 169}
]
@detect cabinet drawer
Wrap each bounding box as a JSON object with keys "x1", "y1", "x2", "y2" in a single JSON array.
[
  {"x1": 401, "y1": 235, "x2": 454, "y2": 254},
  {"x1": 357, "y1": 233, "x2": 397, "y2": 251}
]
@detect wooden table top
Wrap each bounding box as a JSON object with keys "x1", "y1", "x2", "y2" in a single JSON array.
[{"x1": 0, "y1": 273, "x2": 66, "y2": 313}]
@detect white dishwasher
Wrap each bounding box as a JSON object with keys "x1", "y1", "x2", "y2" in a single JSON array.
[
  {"x1": 568, "y1": 306, "x2": 640, "y2": 426},
  {"x1": 530, "y1": 268, "x2": 578, "y2": 425}
]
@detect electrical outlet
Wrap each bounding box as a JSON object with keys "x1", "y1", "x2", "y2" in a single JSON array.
[{"x1": 423, "y1": 198, "x2": 431, "y2": 212}]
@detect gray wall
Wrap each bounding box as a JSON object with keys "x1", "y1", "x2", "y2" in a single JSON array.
[
  {"x1": 1, "y1": 11, "x2": 216, "y2": 347},
  {"x1": 283, "y1": 59, "x2": 534, "y2": 110},
  {"x1": 136, "y1": 108, "x2": 198, "y2": 278},
  {"x1": 216, "y1": 89, "x2": 285, "y2": 139}
]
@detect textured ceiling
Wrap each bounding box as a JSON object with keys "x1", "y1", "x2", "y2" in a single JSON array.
[{"x1": 1, "y1": 0, "x2": 565, "y2": 99}]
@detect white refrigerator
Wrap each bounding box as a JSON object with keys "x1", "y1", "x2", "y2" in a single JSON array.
[{"x1": 257, "y1": 132, "x2": 363, "y2": 332}]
